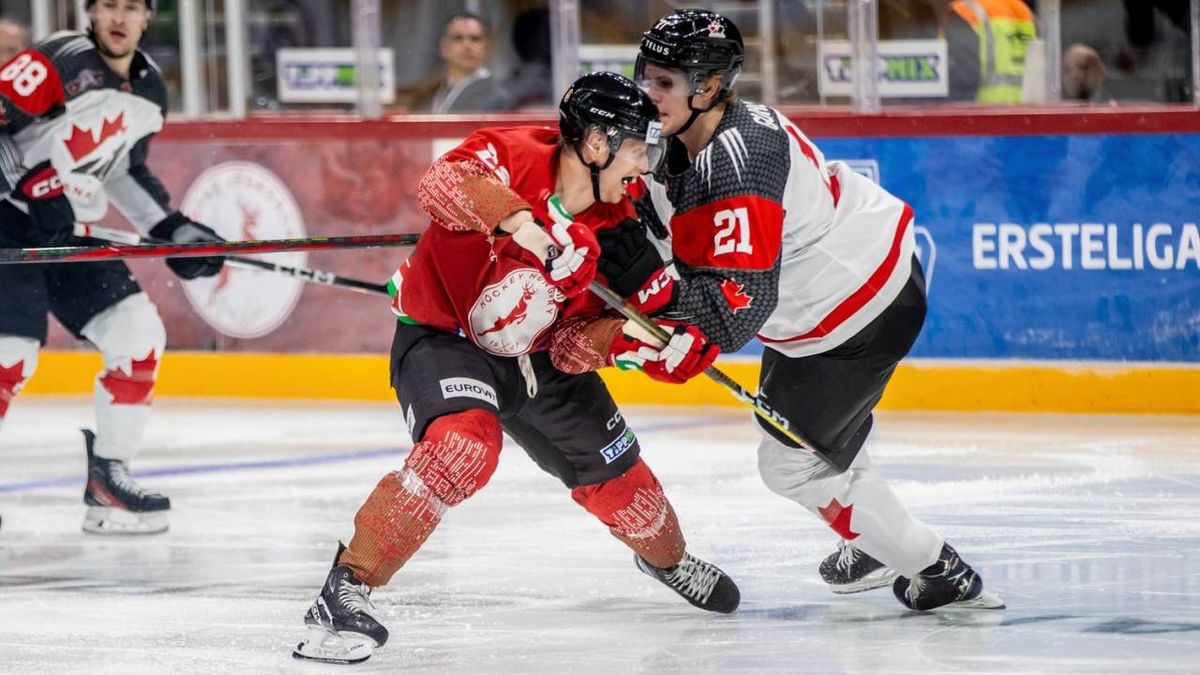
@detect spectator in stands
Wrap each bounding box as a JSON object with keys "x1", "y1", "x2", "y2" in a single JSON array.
[
  {"x1": 409, "y1": 12, "x2": 508, "y2": 113},
  {"x1": 0, "y1": 18, "x2": 28, "y2": 65},
  {"x1": 942, "y1": 0, "x2": 1036, "y2": 103},
  {"x1": 1063, "y1": 44, "x2": 1113, "y2": 104},
  {"x1": 500, "y1": 8, "x2": 553, "y2": 109}
]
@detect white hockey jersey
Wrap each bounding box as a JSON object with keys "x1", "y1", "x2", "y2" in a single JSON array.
[{"x1": 636, "y1": 100, "x2": 915, "y2": 357}]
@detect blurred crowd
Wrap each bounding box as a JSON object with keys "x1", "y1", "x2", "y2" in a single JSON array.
[{"x1": 0, "y1": 0, "x2": 1194, "y2": 111}]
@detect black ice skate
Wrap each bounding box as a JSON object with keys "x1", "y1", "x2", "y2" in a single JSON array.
[
  {"x1": 892, "y1": 543, "x2": 1005, "y2": 611},
  {"x1": 81, "y1": 429, "x2": 170, "y2": 535},
  {"x1": 635, "y1": 551, "x2": 740, "y2": 614},
  {"x1": 293, "y1": 543, "x2": 389, "y2": 665},
  {"x1": 819, "y1": 539, "x2": 897, "y2": 594}
]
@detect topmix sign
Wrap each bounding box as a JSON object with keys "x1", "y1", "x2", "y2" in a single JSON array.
[{"x1": 818, "y1": 40, "x2": 948, "y2": 98}]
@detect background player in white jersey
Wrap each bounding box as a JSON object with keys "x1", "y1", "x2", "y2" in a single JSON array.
[
  {"x1": 597, "y1": 8, "x2": 1003, "y2": 611},
  {"x1": 0, "y1": 0, "x2": 225, "y2": 534}
]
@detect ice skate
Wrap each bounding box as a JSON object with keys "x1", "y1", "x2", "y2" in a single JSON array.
[
  {"x1": 635, "y1": 551, "x2": 740, "y2": 614},
  {"x1": 293, "y1": 544, "x2": 388, "y2": 664},
  {"x1": 81, "y1": 429, "x2": 170, "y2": 535},
  {"x1": 892, "y1": 543, "x2": 1005, "y2": 611},
  {"x1": 819, "y1": 539, "x2": 897, "y2": 594}
]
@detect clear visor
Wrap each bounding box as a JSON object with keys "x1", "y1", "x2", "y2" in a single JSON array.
[
  {"x1": 635, "y1": 64, "x2": 694, "y2": 97},
  {"x1": 612, "y1": 131, "x2": 666, "y2": 175}
]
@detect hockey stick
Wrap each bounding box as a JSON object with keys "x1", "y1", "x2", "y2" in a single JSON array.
[
  {"x1": 74, "y1": 224, "x2": 389, "y2": 296},
  {"x1": 0, "y1": 231, "x2": 421, "y2": 265},
  {"x1": 587, "y1": 280, "x2": 838, "y2": 469}
]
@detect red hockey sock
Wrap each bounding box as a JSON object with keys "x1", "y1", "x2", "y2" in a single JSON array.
[
  {"x1": 340, "y1": 409, "x2": 502, "y2": 586},
  {"x1": 571, "y1": 458, "x2": 686, "y2": 569}
]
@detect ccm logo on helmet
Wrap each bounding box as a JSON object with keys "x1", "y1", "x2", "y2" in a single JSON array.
[{"x1": 588, "y1": 107, "x2": 616, "y2": 118}]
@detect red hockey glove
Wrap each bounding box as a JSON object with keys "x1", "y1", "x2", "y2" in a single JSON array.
[
  {"x1": 607, "y1": 320, "x2": 719, "y2": 384},
  {"x1": 511, "y1": 217, "x2": 599, "y2": 298}
]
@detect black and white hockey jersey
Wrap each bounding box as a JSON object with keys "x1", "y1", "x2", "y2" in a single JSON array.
[
  {"x1": 0, "y1": 30, "x2": 172, "y2": 231},
  {"x1": 637, "y1": 99, "x2": 916, "y2": 357}
]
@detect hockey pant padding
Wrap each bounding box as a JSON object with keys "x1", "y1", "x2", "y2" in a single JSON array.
[
  {"x1": 757, "y1": 433, "x2": 942, "y2": 577},
  {"x1": 341, "y1": 409, "x2": 502, "y2": 587},
  {"x1": 79, "y1": 293, "x2": 165, "y2": 462},
  {"x1": 0, "y1": 336, "x2": 39, "y2": 425},
  {"x1": 571, "y1": 458, "x2": 685, "y2": 569}
]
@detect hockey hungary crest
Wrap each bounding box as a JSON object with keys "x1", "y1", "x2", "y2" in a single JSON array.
[
  {"x1": 468, "y1": 269, "x2": 560, "y2": 356},
  {"x1": 178, "y1": 162, "x2": 307, "y2": 339}
]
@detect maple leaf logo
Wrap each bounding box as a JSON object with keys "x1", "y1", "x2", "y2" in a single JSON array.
[
  {"x1": 0, "y1": 359, "x2": 26, "y2": 416},
  {"x1": 98, "y1": 351, "x2": 158, "y2": 405},
  {"x1": 817, "y1": 498, "x2": 860, "y2": 540},
  {"x1": 719, "y1": 278, "x2": 752, "y2": 313},
  {"x1": 64, "y1": 111, "x2": 127, "y2": 162}
]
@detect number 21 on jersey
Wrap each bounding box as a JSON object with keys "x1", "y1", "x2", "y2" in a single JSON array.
[{"x1": 713, "y1": 207, "x2": 753, "y2": 256}]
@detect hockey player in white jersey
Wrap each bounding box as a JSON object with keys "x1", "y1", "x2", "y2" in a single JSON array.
[
  {"x1": 597, "y1": 8, "x2": 1003, "y2": 611},
  {"x1": 0, "y1": 0, "x2": 225, "y2": 534}
]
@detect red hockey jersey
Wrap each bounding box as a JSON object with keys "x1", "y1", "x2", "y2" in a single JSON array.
[{"x1": 390, "y1": 126, "x2": 631, "y2": 357}]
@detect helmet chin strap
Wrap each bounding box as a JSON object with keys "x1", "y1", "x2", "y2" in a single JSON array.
[
  {"x1": 575, "y1": 143, "x2": 616, "y2": 203},
  {"x1": 677, "y1": 82, "x2": 721, "y2": 136}
]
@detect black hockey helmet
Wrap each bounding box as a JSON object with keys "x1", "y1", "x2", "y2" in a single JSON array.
[
  {"x1": 635, "y1": 9, "x2": 744, "y2": 101},
  {"x1": 87, "y1": 0, "x2": 155, "y2": 8},
  {"x1": 560, "y1": 71, "x2": 665, "y2": 199}
]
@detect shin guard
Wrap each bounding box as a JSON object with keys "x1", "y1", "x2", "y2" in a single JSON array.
[
  {"x1": 340, "y1": 409, "x2": 502, "y2": 587},
  {"x1": 571, "y1": 458, "x2": 685, "y2": 569}
]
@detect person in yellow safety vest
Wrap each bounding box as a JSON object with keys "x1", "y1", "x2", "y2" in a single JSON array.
[{"x1": 943, "y1": 0, "x2": 1037, "y2": 103}]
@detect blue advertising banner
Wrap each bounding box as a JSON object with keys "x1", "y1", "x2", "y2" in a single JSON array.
[{"x1": 739, "y1": 133, "x2": 1200, "y2": 362}]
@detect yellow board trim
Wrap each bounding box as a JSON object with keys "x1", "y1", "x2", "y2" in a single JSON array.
[{"x1": 20, "y1": 350, "x2": 1199, "y2": 414}]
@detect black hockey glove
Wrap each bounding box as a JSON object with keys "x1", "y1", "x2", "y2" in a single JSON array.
[
  {"x1": 597, "y1": 217, "x2": 666, "y2": 298},
  {"x1": 12, "y1": 161, "x2": 75, "y2": 246},
  {"x1": 149, "y1": 212, "x2": 226, "y2": 280}
]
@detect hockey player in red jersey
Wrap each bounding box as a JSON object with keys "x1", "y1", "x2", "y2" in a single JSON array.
[
  {"x1": 0, "y1": 0, "x2": 225, "y2": 534},
  {"x1": 293, "y1": 72, "x2": 734, "y2": 665},
  {"x1": 596, "y1": 9, "x2": 1004, "y2": 612}
]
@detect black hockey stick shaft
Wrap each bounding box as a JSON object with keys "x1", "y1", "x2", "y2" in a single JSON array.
[
  {"x1": 0, "y1": 231, "x2": 421, "y2": 265},
  {"x1": 75, "y1": 224, "x2": 389, "y2": 296},
  {"x1": 587, "y1": 279, "x2": 838, "y2": 469}
]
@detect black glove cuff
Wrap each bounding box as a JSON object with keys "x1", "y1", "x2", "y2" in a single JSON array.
[
  {"x1": 148, "y1": 211, "x2": 191, "y2": 242},
  {"x1": 599, "y1": 244, "x2": 664, "y2": 298}
]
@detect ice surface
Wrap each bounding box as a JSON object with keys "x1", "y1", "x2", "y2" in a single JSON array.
[{"x1": 2, "y1": 399, "x2": 1198, "y2": 673}]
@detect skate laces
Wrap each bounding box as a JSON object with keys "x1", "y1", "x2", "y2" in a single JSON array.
[
  {"x1": 664, "y1": 553, "x2": 721, "y2": 603},
  {"x1": 103, "y1": 460, "x2": 155, "y2": 499},
  {"x1": 905, "y1": 574, "x2": 927, "y2": 603},
  {"x1": 835, "y1": 540, "x2": 860, "y2": 572},
  {"x1": 337, "y1": 575, "x2": 376, "y2": 614}
]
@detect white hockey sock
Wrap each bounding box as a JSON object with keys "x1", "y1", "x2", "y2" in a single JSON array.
[
  {"x1": 758, "y1": 434, "x2": 943, "y2": 577},
  {"x1": 81, "y1": 294, "x2": 166, "y2": 463}
]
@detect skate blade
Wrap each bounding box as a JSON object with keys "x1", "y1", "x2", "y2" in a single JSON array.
[
  {"x1": 292, "y1": 626, "x2": 374, "y2": 664},
  {"x1": 829, "y1": 570, "x2": 898, "y2": 595},
  {"x1": 942, "y1": 588, "x2": 1006, "y2": 611},
  {"x1": 82, "y1": 506, "x2": 169, "y2": 535}
]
